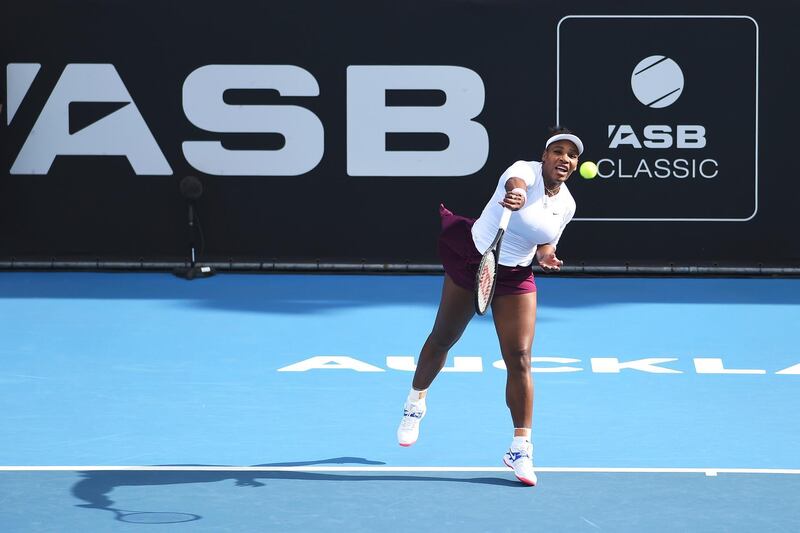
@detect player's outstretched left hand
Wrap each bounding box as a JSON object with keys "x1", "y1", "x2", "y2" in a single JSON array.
[{"x1": 537, "y1": 251, "x2": 563, "y2": 272}]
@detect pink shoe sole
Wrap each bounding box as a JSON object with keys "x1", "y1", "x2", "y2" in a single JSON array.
[{"x1": 503, "y1": 457, "x2": 537, "y2": 486}]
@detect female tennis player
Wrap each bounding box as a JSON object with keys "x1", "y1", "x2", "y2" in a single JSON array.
[{"x1": 396, "y1": 127, "x2": 582, "y2": 487}]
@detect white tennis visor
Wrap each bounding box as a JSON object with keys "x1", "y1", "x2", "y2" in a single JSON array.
[{"x1": 545, "y1": 133, "x2": 584, "y2": 155}]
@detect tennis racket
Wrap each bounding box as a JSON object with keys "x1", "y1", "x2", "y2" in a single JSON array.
[{"x1": 474, "y1": 207, "x2": 512, "y2": 315}]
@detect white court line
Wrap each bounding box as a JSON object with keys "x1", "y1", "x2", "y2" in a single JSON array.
[{"x1": 1, "y1": 466, "x2": 799, "y2": 475}]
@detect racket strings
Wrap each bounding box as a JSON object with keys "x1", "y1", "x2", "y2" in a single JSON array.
[{"x1": 477, "y1": 252, "x2": 497, "y2": 313}]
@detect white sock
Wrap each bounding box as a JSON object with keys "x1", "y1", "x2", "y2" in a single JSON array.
[
  {"x1": 512, "y1": 436, "x2": 531, "y2": 449},
  {"x1": 407, "y1": 388, "x2": 426, "y2": 403}
]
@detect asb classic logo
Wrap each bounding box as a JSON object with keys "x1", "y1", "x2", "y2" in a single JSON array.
[
  {"x1": 602, "y1": 55, "x2": 716, "y2": 181},
  {"x1": 557, "y1": 16, "x2": 758, "y2": 221}
]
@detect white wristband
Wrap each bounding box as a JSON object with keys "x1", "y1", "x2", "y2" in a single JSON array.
[{"x1": 510, "y1": 187, "x2": 527, "y2": 206}]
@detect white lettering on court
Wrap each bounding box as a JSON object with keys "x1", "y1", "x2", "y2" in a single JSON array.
[
  {"x1": 492, "y1": 357, "x2": 583, "y2": 373},
  {"x1": 776, "y1": 363, "x2": 800, "y2": 375},
  {"x1": 693, "y1": 358, "x2": 766, "y2": 375},
  {"x1": 277, "y1": 356, "x2": 384, "y2": 372},
  {"x1": 386, "y1": 356, "x2": 483, "y2": 372},
  {"x1": 591, "y1": 358, "x2": 682, "y2": 374}
]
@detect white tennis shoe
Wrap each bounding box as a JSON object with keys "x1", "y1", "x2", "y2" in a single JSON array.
[
  {"x1": 503, "y1": 442, "x2": 537, "y2": 486},
  {"x1": 397, "y1": 399, "x2": 426, "y2": 447}
]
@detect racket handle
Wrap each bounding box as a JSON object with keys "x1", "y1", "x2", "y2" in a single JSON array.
[{"x1": 498, "y1": 207, "x2": 512, "y2": 231}]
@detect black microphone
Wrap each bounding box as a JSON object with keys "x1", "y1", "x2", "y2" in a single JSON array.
[
  {"x1": 180, "y1": 175, "x2": 203, "y2": 227},
  {"x1": 180, "y1": 175, "x2": 203, "y2": 200}
]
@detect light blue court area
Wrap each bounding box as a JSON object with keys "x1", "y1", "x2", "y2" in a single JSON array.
[
  {"x1": 0, "y1": 272, "x2": 799, "y2": 531},
  {"x1": 2, "y1": 469, "x2": 799, "y2": 532}
]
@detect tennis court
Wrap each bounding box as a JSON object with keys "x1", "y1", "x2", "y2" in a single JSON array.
[{"x1": 1, "y1": 272, "x2": 798, "y2": 531}]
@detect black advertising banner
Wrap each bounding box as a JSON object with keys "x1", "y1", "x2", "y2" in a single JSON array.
[{"x1": 1, "y1": 1, "x2": 798, "y2": 270}]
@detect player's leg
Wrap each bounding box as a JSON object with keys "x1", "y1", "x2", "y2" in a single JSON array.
[
  {"x1": 398, "y1": 274, "x2": 475, "y2": 446},
  {"x1": 412, "y1": 273, "x2": 476, "y2": 390},
  {"x1": 492, "y1": 291, "x2": 536, "y2": 426},
  {"x1": 492, "y1": 290, "x2": 538, "y2": 485}
]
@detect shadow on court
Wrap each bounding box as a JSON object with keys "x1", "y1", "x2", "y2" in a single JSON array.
[
  {"x1": 1, "y1": 273, "x2": 798, "y2": 315},
  {"x1": 71, "y1": 457, "x2": 523, "y2": 523},
  {"x1": 67, "y1": 464, "x2": 800, "y2": 530}
]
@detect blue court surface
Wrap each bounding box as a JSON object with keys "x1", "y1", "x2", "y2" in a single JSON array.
[{"x1": 1, "y1": 272, "x2": 798, "y2": 531}]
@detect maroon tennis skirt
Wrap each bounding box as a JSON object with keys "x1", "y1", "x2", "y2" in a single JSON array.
[{"x1": 437, "y1": 204, "x2": 536, "y2": 295}]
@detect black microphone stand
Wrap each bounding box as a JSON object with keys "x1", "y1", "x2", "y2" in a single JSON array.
[{"x1": 174, "y1": 176, "x2": 215, "y2": 280}]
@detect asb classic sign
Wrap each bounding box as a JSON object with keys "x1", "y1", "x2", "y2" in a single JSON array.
[{"x1": 557, "y1": 16, "x2": 758, "y2": 221}]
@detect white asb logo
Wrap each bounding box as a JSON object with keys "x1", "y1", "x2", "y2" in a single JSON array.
[
  {"x1": 6, "y1": 63, "x2": 489, "y2": 177},
  {"x1": 9, "y1": 64, "x2": 172, "y2": 175},
  {"x1": 631, "y1": 55, "x2": 684, "y2": 108}
]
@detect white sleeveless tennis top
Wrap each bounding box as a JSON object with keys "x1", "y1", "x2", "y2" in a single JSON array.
[{"x1": 471, "y1": 160, "x2": 576, "y2": 267}]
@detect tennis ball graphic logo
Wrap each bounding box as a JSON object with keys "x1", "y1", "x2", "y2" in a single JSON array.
[{"x1": 631, "y1": 55, "x2": 684, "y2": 108}]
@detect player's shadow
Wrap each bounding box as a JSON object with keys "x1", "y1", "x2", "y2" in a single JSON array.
[{"x1": 72, "y1": 457, "x2": 522, "y2": 523}]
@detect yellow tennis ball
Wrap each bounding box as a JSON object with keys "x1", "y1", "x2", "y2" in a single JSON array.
[{"x1": 579, "y1": 161, "x2": 598, "y2": 179}]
